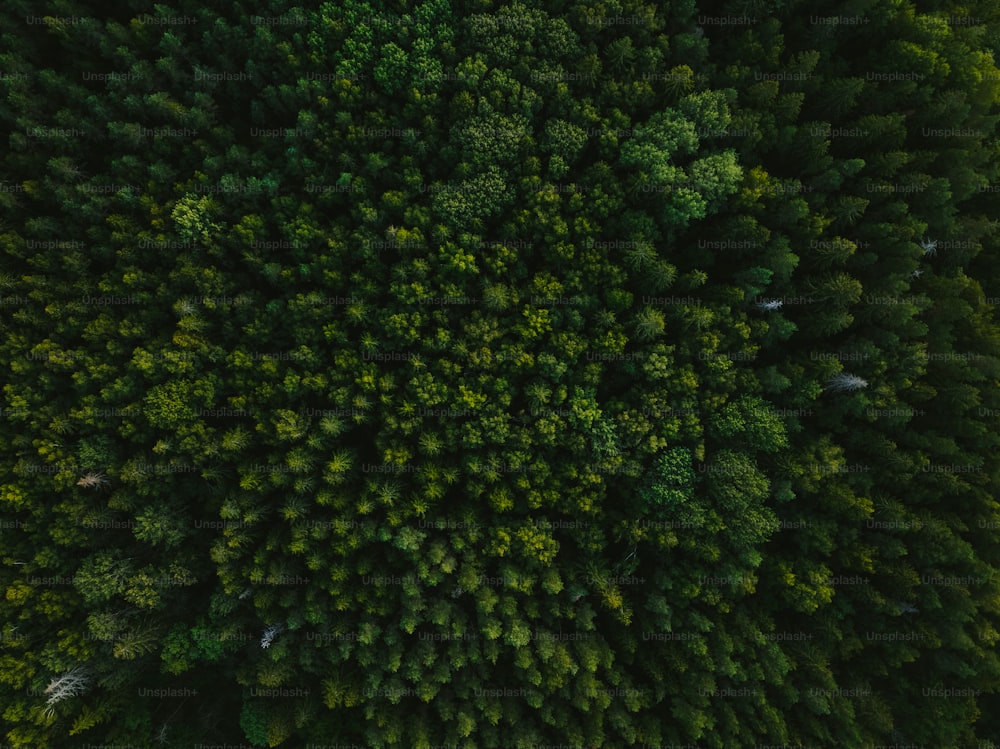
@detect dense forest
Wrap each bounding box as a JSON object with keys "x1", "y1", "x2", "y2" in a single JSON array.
[{"x1": 2, "y1": 0, "x2": 1000, "y2": 746}]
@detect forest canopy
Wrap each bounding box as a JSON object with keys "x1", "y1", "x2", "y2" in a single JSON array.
[{"x1": 2, "y1": 0, "x2": 1000, "y2": 747}]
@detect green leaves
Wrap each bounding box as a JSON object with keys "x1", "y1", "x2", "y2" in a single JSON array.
[
  {"x1": 453, "y1": 113, "x2": 532, "y2": 170},
  {"x1": 143, "y1": 380, "x2": 199, "y2": 427},
  {"x1": 677, "y1": 89, "x2": 734, "y2": 133},
  {"x1": 3, "y1": 0, "x2": 1000, "y2": 746},
  {"x1": 689, "y1": 150, "x2": 743, "y2": 209},
  {"x1": 634, "y1": 307, "x2": 666, "y2": 341},
  {"x1": 618, "y1": 100, "x2": 743, "y2": 228},
  {"x1": 374, "y1": 42, "x2": 409, "y2": 94},
  {"x1": 431, "y1": 166, "x2": 512, "y2": 228},
  {"x1": 239, "y1": 698, "x2": 269, "y2": 746},
  {"x1": 709, "y1": 395, "x2": 789, "y2": 454},
  {"x1": 621, "y1": 109, "x2": 699, "y2": 164},
  {"x1": 705, "y1": 449, "x2": 770, "y2": 512},
  {"x1": 133, "y1": 504, "x2": 187, "y2": 548},
  {"x1": 639, "y1": 447, "x2": 697, "y2": 515},
  {"x1": 170, "y1": 194, "x2": 221, "y2": 243},
  {"x1": 73, "y1": 551, "x2": 132, "y2": 606}
]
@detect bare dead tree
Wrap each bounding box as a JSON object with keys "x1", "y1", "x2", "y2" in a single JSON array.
[
  {"x1": 76, "y1": 471, "x2": 110, "y2": 489},
  {"x1": 824, "y1": 373, "x2": 869, "y2": 393},
  {"x1": 42, "y1": 666, "x2": 91, "y2": 717},
  {"x1": 260, "y1": 623, "x2": 284, "y2": 649}
]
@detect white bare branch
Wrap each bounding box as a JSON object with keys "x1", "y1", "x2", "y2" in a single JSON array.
[
  {"x1": 77, "y1": 471, "x2": 110, "y2": 489},
  {"x1": 44, "y1": 666, "x2": 91, "y2": 706},
  {"x1": 260, "y1": 623, "x2": 284, "y2": 649},
  {"x1": 755, "y1": 299, "x2": 784, "y2": 311},
  {"x1": 824, "y1": 373, "x2": 869, "y2": 393}
]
